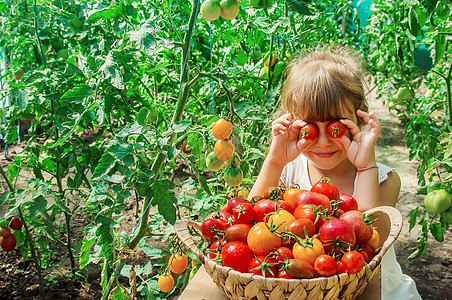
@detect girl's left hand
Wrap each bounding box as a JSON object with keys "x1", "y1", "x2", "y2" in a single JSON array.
[{"x1": 340, "y1": 110, "x2": 381, "y2": 169}]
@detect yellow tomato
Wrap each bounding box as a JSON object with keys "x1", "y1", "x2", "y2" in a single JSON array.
[
  {"x1": 266, "y1": 210, "x2": 295, "y2": 232},
  {"x1": 292, "y1": 237, "x2": 324, "y2": 266}
]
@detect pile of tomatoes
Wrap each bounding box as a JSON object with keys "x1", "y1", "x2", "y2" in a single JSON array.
[
  {"x1": 0, "y1": 217, "x2": 22, "y2": 252},
  {"x1": 200, "y1": 181, "x2": 380, "y2": 279}
]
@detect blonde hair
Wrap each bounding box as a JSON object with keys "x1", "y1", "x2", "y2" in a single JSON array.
[{"x1": 280, "y1": 46, "x2": 368, "y2": 126}]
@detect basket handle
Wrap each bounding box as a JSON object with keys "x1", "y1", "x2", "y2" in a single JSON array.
[
  {"x1": 174, "y1": 219, "x2": 207, "y2": 264},
  {"x1": 364, "y1": 205, "x2": 403, "y2": 258}
]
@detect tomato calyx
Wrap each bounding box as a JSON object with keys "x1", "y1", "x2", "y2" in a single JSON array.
[
  {"x1": 322, "y1": 237, "x2": 353, "y2": 255},
  {"x1": 311, "y1": 205, "x2": 331, "y2": 226},
  {"x1": 248, "y1": 254, "x2": 278, "y2": 277},
  {"x1": 363, "y1": 213, "x2": 378, "y2": 226}
]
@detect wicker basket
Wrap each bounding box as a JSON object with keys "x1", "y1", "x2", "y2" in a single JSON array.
[{"x1": 174, "y1": 206, "x2": 403, "y2": 300}]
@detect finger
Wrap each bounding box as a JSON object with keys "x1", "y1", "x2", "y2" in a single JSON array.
[{"x1": 340, "y1": 119, "x2": 361, "y2": 136}]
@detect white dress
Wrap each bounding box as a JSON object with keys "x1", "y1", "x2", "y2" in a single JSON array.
[{"x1": 281, "y1": 154, "x2": 422, "y2": 300}]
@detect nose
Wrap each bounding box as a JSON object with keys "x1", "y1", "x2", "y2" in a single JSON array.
[{"x1": 315, "y1": 124, "x2": 331, "y2": 147}]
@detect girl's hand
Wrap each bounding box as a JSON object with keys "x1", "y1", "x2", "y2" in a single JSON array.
[
  {"x1": 268, "y1": 114, "x2": 312, "y2": 166},
  {"x1": 340, "y1": 110, "x2": 381, "y2": 169}
]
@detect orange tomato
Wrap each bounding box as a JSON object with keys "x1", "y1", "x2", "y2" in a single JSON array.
[
  {"x1": 283, "y1": 188, "x2": 306, "y2": 209},
  {"x1": 292, "y1": 237, "x2": 325, "y2": 266},
  {"x1": 247, "y1": 222, "x2": 282, "y2": 256},
  {"x1": 214, "y1": 139, "x2": 234, "y2": 161},
  {"x1": 367, "y1": 228, "x2": 380, "y2": 250},
  {"x1": 169, "y1": 253, "x2": 189, "y2": 274},
  {"x1": 158, "y1": 274, "x2": 175, "y2": 293},
  {"x1": 266, "y1": 210, "x2": 295, "y2": 232},
  {"x1": 212, "y1": 118, "x2": 233, "y2": 140}
]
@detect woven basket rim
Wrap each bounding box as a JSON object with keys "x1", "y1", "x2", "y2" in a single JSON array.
[{"x1": 174, "y1": 205, "x2": 402, "y2": 284}]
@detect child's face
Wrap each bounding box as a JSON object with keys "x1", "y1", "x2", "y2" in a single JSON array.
[{"x1": 300, "y1": 108, "x2": 358, "y2": 170}]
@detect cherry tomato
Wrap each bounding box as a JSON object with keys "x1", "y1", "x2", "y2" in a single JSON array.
[
  {"x1": 212, "y1": 118, "x2": 233, "y2": 140},
  {"x1": 424, "y1": 189, "x2": 451, "y2": 213},
  {"x1": 181, "y1": 140, "x2": 191, "y2": 154},
  {"x1": 292, "y1": 237, "x2": 325, "y2": 265},
  {"x1": 293, "y1": 204, "x2": 317, "y2": 223},
  {"x1": 0, "y1": 227, "x2": 12, "y2": 238},
  {"x1": 367, "y1": 228, "x2": 380, "y2": 250},
  {"x1": 276, "y1": 269, "x2": 294, "y2": 279},
  {"x1": 224, "y1": 223, "x2": 252, "y2": 243},
  {"x1": 318, "y1": 219, "x2": 356, "y2": 254},
  {"x1": 214, "y1": 139, "x2": 234, "y2": 161},
  {"x1": 361, "y1": 244, "x2": 375, "y2": 262},
  {"x1": 169, "y1": 253, "x2": 189, "y2": 274},
  {"x1": 205, "y1": 210, "x2": 232, "y2": 227},
  {"x1": 224, "y1": 166, "x2": 243, "y2": 187},
  {"x1": 208, "y1": 239, "x2": 226, "y2": 259},
  {"x1": 253, "y1": 199, "x2": 278, "y2": 223},
  {"x1": 274, "y1": 246, "x2": 294, "y2": 269},
  {"x1": 295, "y1": 191, "x2": 332, "y2": 214},
  {"x1": 0, "y1": 233, "x2": 17, "y2": 251},
  {"x1": 282, "y1": 188, "x2": 306, "y2": 210},
  {"x1": 338, "y1": 193, "x2": 358, "y2": 212},
  {"x1": 286, "y1": 259, "x2": 316, "y2": 279},
  {"x1": 233, "y1": 202, "x2": 255, "y2": 224},
  {"x1": 201, "y1": 218, "x2": 225, "y2": 241},
  {"x1": 340, "y1": 210, "x2": 373, "y2": 245},
  {"x1": 336, "y1": 260, "x2": 346, "y2": 274},
  {"x1": 314, "y1": 254, "x2": 337, "y2": 277},
  {"x1": 248, "y1": 256, "x2": 277, "y2": 277},
  {"x1": 300, "y1": 124, "x2": 318, "y2": 140},
  {"x1": 266, "y1": 210, "x2": 295, "y2": 233},
  {"x1": 206, "y1": 151, "x2": 224, "y2": 171},
  {"x1": 341, "y1": 251, "x2": 365, "y2": 274},
  {"x1": 9, "y1": 217, "x2": 22, "y2": 230},
  {"x1": 287, "y1": 218, "x2": 315, "y2": 239},
  {"x1": 326, "y1": 120, "x2": 345, "y2": 138},
  {"x1": 310, "y1": 181, "x2": 340, "y2": 202},
  {"x1": 221, "y1": 241, "x2": 254, "y2": 273},
  {"x1": 247, "y1": 222, "x2": 282, "y2": 256},
  {"x1": 224, "y1": 197, "x2": 249, "y2": 215},
  {"x1": 158, "y1": 274, "x2": 175, "y2": 293}
]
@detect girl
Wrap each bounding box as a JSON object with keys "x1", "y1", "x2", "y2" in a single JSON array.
[{"x1": 248, "y1": 47, "x2": 422, "y2": 299}]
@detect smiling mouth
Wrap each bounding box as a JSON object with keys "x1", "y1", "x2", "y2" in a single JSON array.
[{"x1": 315, "y1": 152, "x2": 336, "y2": 158}]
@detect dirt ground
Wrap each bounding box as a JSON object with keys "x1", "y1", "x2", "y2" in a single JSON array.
[{"x1": 0, "y1": 94, "x2": 451, "y2": 300}]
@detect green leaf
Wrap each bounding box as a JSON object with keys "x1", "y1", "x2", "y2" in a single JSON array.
[
  {"x1": 87, "y1": 5, "x2": 122, "y2": 21},
  {"x1": 92, "y1": 153, "x2": 116, "y2": 180},
  {"x1": 110, "y1": 284, "x2": 130, "y2": 300},
  {"x1": 100, "y1": 52, "x2": 124, "y2": 89},
  {"x1": 0, "y1": 192, "x2": 10, "y2": 207},
  {"x1": 13, "y1": 89, "x2": 28, "y2": 112},
  {"x1": 60, "y1": 84, "x2": 92, "y2": 103},
  {"x1": 27, "y1": 195, "x2": 48, "y2": 219},
  {"x1": 172, "y1": 122, "x2": 190, "y2": 133},
  {"x1": 286, "y1": 0, "x2": 313, "y2": 15},
  {"x1": 429, "y1": 222, "x2": 444, "y2": 242},
  {"x1": 79, "y1": 236, "x2": 96, "y2": 269},
  {"x1": 129, "y1": 20, "x2": 157, "y2": 54},
  {"x1": 88, "y1": 180, "x2": 110, "y2": 203},
  {"x1": 434, "y1": 34, "x2": 446, "y2": 64},
  {"x1": 150, "y1": 179, "x2": 177, "y2": 225},
  {"x1": 408, "y1": 207, "x2": 420, "y2": 231},
  {"x1": 53, "y1": 196, "x2": 72, "y2": 215}
]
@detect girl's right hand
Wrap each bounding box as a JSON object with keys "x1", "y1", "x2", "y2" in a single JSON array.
[{"x1": 267, "y1": 114, "x2": 311, "y2": 166}]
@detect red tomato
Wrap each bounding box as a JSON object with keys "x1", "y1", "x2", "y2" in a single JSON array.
[
  {"x1": 221, "y1": 241, "x2": 254, "y2": 273},
  {"x1": 314, "y1": 254, "x2": 337, "y2": 277},
  {"x1": 341, "y1": 251, "x2": 365, "y2": 274},
  {"x1": 0, "y1": 233, "x2": 17, "y2": 251},
  {"x1": 282, "y1": 188, "x2": 306, "y2": 210},
  {"x1": 201, "y1": 218, "x2": 225, "y2": 241},
  {"x1": 208, "y1": 239, "x2": 226, "y2": 259},
  {"x1": 233, "y1": 202, "x2": 255, "y2": 224},
  {"x1": 338, "y1": 193, "x2": 358, "y2": 212},
  {"x1": 285, "y1": 259, "x2": 316, "y2": 279},
  {"x1": 277, "y1": 200, "x2": 294, "y2": 214},
  {"x1": 0, "y1": 227, "x2": 12, "y2": 238},
  {"x1": 248, "y1": 256, "x2": 277, "y2": 277},
  {"x1": 339, "y1": 210, "x2": 373, "y2": 245},
  {"x1": 318, "y1": 219, "x2": 356, "y2": 254},
  {"x1": 253, "y1": 199, "x2": 277, "y2": 222},
  {"x1": 224, "y1": 223, "x2": 252, "y2": 243},
  {"x1": 247, "y1": 222, "x2": 282, "y2": 256},
  {"x1": 300, "y1": 124, "x2": 318, "y2": 140},
  {"x1": 326, "y1": 120, "x2": 345, "y2": 138},
  {"x1": 206, "y1": 210, "x2": 232, "y2": 227},
  {"x1": 276, "y1": 269, "x2": 294, "y2": 279},
  {"x1": 361, "y1": 244, "x2": 375, "y2": 262},
  {"x1": 293, "y1": 204, "x2": 317, "y2": 222},
  {"x1": 295, "y1": 191, "x2": 332, "y2": 214},
  {"x1": 287, "y1": 218, "x2": 315, "y2": 239},
  {"x1": 274, "y1": 246, "x2": 294, "y2": 269},
  {"x1": 181, "y1": 140, "x2": 191, "y2": 154},
  {"x1": 9, "y1": 217, "x2": 22, "y2": 230},
  {"x1": 224, "y1": 197, "x2": 249, "y2": 214},
  {"x1": 310, "y1": 181, "x2": 340, "y2": 202},
  {"x1": 336, "y1": 260, "x2": 346, "y2": 274}
]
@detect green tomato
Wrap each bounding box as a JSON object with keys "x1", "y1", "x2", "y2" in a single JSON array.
[
  {"x1": 220, "y1": 0, "x2": 239, "y2": 20},
  {"x1": 273, "y1": 62, "x2": 286, "y2": 79},
  {"x1": 224, "y1": 166, "x2": 243, "y2": 187},
  {"x1": 147, "y1": 107, "x2": 158, "y2": 123},
  {"x1": 424, "y1": 189, "x2": 451, "y2": 213},
  {"x1": 206, "y1": 151, "x2": 224, "y2": 172},
  {"x1": 200, "y1": 0, "x2": 221, "y2": 22},
  {"x1": 395, "y1": 87, "x2": 410, "y2": 101},
  {"x1": 250, "y1": 0, "x2": 261, "y2": 8}
]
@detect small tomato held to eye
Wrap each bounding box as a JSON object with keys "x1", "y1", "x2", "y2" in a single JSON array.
[
  {"x1": 326, "y1": 120, "x2": 345, "y2": 138},
  {"x1": 300, "y1": 123, "x2": 318, "y2": 140}
]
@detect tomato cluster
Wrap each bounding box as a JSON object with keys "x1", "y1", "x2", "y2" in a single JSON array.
[
  {"x1": 158, "y1": 252, "x2": 189, "y2": 293},
  {"x1": 200, "y1": 182, "x2": 379, "y2": 279},
  {"x1": 200, "y1": 0, "x2": 240, "y2": 22},
  {"x1": 0, "y1": 217, "x2": 22, "y2": 252}
]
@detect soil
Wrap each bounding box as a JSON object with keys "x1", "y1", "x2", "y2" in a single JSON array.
[{"x1": 0, "y1": 94, "x2": 451, "y2": 300}]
